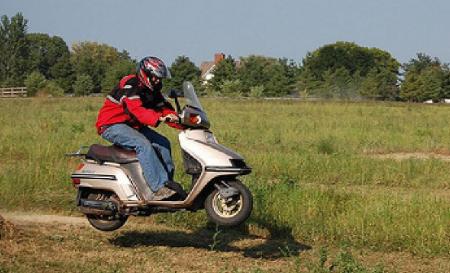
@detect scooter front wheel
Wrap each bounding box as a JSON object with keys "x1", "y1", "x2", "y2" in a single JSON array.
[{"x1": 205, "y1": 180, "x2": 253, "y2": 226}]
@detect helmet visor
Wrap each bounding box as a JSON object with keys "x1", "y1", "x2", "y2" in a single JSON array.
[
  {"x1": 164, "y1": 68, "x2": 171, "y2": 79},
  {"x1": 144, "y1": 64, "x2": 171, "y2": 79}
]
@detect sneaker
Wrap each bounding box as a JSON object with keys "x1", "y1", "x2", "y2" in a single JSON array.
[
  {"x1": 152, "y1": 187, "x2": 176, "y2": 201},
  {"x1": 165, "y1": 180, "x2": 187, "y2": 199}
]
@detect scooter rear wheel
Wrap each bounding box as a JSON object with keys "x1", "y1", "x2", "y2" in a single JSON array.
[
  {"x1": 205, "y1": 180, "x2": 252, "y2": 226},
  {"x1": 85, "y1": 192, "x2": 128, "y2": 232},
  {"x1": 86, "y1": 214, "x2": 128, "y2": 232}
]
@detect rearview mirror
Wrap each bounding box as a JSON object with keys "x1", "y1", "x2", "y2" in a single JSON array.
[{"x1": 168, "y1": 89, "x2": 183, "y2": 99}]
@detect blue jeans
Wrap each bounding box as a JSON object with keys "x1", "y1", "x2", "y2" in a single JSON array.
[{"x1": 101, "y1": 124, "x2": 174, "y2": 192}]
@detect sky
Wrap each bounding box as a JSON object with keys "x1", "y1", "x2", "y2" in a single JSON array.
[{"x1": 2, "y1": 0, "x2": 450, "y2": 66}]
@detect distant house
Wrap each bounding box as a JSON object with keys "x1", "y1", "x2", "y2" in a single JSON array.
[{"x1": 200, "y1": 53, "x2": 225, "y2": 82}]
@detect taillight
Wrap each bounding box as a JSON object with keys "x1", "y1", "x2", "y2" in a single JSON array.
[
  {"x1": 71, "y1": 177, "x2": 80, "y2": 186},
  {"x1": 71, "y1": 163, "x2": 85, "y2": 186}
]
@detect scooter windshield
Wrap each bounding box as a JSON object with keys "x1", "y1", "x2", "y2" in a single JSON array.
[{"x1": 183, "y1": 81, "x2": 204, "y2": 111}]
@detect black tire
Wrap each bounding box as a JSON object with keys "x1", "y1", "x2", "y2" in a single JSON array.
[
  {"x1": 204, "y1": 180, "x2": 253, "y2": 227},
  {"x1": 86, "y1": 214, "x2": 128, "y2": 232},
  {"x1": 84, "y1": 192, "x2": 128, "y2": 232}
]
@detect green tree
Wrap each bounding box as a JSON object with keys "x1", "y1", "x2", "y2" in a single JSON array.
[
  {"x1": 402, "y1": 53, "x2": 440, "y2": 74},
  {"x1": 296, "y1": 68, "x2": 321, "y2": 98},
  {"x1": 50, "y1": 55, "x2": 74, "y2": 92},
  {"x1": 0, "y1": 13, "x2": 29, "y2": 86},
  {"x1": 361, "y1": 68, "x2": 399, "y2": 100},
  {"x1": 70, "y1": 41, "x2": 133, "y2": 92},
  {"x1": 441, "y1": 66, "x2": 450, "y2": 99},
  {"x1": 238, "y1": 55, "x2": 270, "y2": 94},
  {"x1": 73, "y1": 74, "x2": 94, "y2": 96},
  {"x1": 208, "y1": 55, "x2": 237, "y2": 91},
  {"x1": 418, "y1": 67, "x2": 446, "y2": 101},
  {"x1": 317, "y1": 68, "x2": 356, "y2": 99},
  {"x1": 165, "y1": 55, "x2": 200, "y2": 92},
  {"x1": 24, "y1": 71, "x2": 46, "y2": 96},
  {"x1": 101, "y1": 59, "x2": 136, "y2": 93},
  {"x1": 302, "y1": 42, "x2": 399, "y2": 79},
  {"x1": 238, "y1": 55, "x2": 291, "y2": 97},
  {"x1": 401, "y1": 66, "x2": 446, "y2": 102},
  {"x1": 279, "y1": 58, "x2": 300, "y2": 90},
  {"x1": 27, "y1": 33, "x2": 70, "y2": 77},
  {"x1": 27, "y1": 33, "x2": 73, "y2": 92},
  {"x1": 400, "y1": 53, "x2": 449, "y2": 102},
  {"x1": 299, "y1": 41, "x2": 400, "y2": 99}
]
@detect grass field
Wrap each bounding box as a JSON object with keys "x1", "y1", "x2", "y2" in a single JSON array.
[{"x1": 1, "y1": 97, "x2": 450, "y2": 260}]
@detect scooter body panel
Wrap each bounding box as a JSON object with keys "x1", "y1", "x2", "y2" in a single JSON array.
[
  {"x1": 179, "y1": 130, "x2": 244, "y2": 167},
  {"x1": 145, "y1": 170, "x2": 235, "y2": 207},
  {"x1": 141, "y1": 129, "x2": 251, "y2": 207},
  {"x1": 72, "y1": 161, "x2": 139, "y2": 201}
]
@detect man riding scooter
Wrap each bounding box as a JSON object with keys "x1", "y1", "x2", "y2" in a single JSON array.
[{"x1": 95, "y1": 56, "x2": 187, "y2": 201}]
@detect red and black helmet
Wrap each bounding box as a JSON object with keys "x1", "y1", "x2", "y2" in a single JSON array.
[{"x1": 137, "y1": 56, "x2": 171, "y2": 90}]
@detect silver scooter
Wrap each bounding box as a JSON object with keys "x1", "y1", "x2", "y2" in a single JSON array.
[{"x1": 68, "y1": 82, "x2": 252, "y2": 231}]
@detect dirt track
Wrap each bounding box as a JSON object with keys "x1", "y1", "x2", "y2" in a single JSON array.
[
  {"x1": 0, "y1": 211, "x2": 306, "y2": 273},
  {"x1": 368, "y1": 151, "x2": 450, "y2": 161},
  {"x1": 1, "y1": 211, "x2": 450, "y2": 273},
  {"x1": 1, "y1": 211, "x2": 87, "y2": 226}
]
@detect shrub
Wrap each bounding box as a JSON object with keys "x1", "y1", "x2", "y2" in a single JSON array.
[
  {"x1": 73, "y1": 74, "x2": 94, "y2": 96},
  {"x1": 24, "y1": 71, "x2": 47, "y2": 96},
  {"x1": 42, "y1": 81, "x2": 64, "y2": 97},
  {"x1": 316, "y1": 136, "x2": 337, "y2": 155},
  {"x1": 249, "y1": 85, "x2": 264, "y2": 97},
  {"x1": 220, "y1": 79, "x2": 242, "y2": 97}
]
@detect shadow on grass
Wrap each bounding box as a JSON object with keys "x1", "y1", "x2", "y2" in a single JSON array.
[{"x1": 110, "y1": 222, "x2": 310, "y2": 260}]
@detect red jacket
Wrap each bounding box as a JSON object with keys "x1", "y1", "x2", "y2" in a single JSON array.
[{"x1": 95, "y1": 75, "x2": 181, "y2": 134}]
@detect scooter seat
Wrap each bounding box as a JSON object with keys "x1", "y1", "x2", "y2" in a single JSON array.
[{"x1": 86, "y1": 144, "x2": 138, "y2": 164}]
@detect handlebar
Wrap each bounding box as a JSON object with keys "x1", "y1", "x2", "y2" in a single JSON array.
[{"x1": 162, "y1": 115, "x2": 181, "y2": 124}]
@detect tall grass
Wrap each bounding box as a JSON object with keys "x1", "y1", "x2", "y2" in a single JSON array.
[{"x1": 1, "y1": 97, "x2": 450, "y2": 256}]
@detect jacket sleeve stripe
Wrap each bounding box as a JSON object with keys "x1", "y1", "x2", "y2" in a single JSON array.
[
  {"x1": 107, "y1": 95, "x2": 121, "y2": 104},
  {"x1": 127, "y1": 96, "x2": 141, "y2": 100}
]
